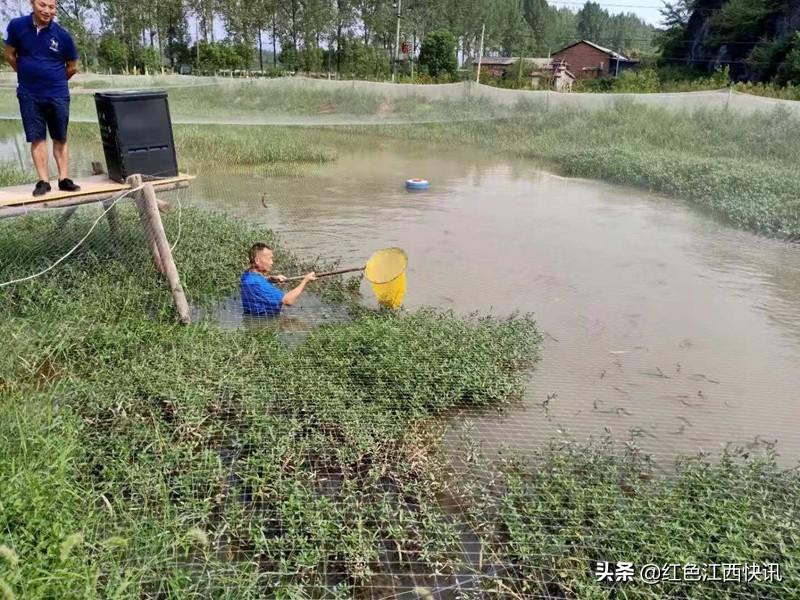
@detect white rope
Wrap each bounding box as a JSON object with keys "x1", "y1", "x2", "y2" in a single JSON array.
[
  {"x1": 0, "y1": 184, "x2": 144, "y2": 288},
  {"x1": 1, "y1": 174, "x2": 186, "y2": 287}
]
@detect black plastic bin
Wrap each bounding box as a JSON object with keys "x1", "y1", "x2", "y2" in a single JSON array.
[{"x1": 94, "y1": 90, "x2": 179, "y2": 182}]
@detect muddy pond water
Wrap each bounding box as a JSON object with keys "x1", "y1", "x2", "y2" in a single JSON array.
[
  {"x1": 4, "y1": 133, "x2": 800, "y2": 467},
  {"x1": 194, "y1": 141, "x2": 800, "y2": 467}
]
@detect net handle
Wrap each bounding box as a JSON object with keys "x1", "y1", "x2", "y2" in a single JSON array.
[{"x1": 280, "y1": 266, "x2": 364, "y2": 282}]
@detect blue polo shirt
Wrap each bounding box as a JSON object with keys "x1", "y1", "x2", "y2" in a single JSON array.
[
  {"x1": 240, "y1": 270, "x2": 285, "y2": 317},
  {"x1": 4, "y1": 14, "x2": 78, "y2": 98}
]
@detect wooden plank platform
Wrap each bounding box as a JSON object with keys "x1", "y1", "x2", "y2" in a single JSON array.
[{"x1": 0, "y1": 174, "x2": 195, "y2": 208}]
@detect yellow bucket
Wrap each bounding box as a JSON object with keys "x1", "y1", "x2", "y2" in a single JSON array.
[{"x1": 364, "y1": 248, "x2": 407, "y2": 309}]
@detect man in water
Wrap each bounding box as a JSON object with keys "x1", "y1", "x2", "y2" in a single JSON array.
[
  {"x1": 241, "y1": 243, "x2": 316, "y2": 317},
  {"x1": 4, "y1": 0, "x2": 81, "y2": 197}
]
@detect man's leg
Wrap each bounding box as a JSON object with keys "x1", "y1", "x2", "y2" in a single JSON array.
[
  {"x1": 53, "y1": 140, "x2": 69, "y2": 181},
  {"x1": 30, "y1": 139, "x2": 50, "y2": 182},
  {"x1": 47, "y1": 97, "x2": 79, "y2": 191},
  {"x1": 18, "y1": 93, "x2": 50, "y2": 187}
]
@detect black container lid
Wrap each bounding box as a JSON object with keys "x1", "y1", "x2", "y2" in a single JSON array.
[{"x1": 94, "y1": 90, "x2": 168, "y2": 100}]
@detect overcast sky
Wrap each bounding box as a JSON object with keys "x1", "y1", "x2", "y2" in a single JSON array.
[{"x1": 554, "y1": 0, "x2": 666, "y2": 26}]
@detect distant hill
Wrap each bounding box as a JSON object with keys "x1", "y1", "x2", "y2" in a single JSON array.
[{"x1": 664, "y1": 0, "x2": 800, "y2": 83}]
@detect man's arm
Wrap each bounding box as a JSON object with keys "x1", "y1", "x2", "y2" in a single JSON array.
[
  {"x1": 282, "y1": 272, "x2": 316, "y2": 306},
  {"x1": 3, "y1": 44, "x2": 17, "y2": 72},
  {"x1": 66, "y1": 60, "x2": 78, "y2": 79}
]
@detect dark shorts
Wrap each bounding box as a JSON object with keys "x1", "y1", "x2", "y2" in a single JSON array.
[{"x1": 17, "y1": 93, "x2": 70, "y2": 143}]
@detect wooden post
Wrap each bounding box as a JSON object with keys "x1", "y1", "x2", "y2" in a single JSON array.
[
  {"x1": 140, "y1": 182, "x2": 191, "y2": 325},
  {"x1": 93, "y1": 161, "x2": 121, "y2": 235},
  {"x1": 128, "y1": 174, "x2": 164, "y2": 274},
  {"x1": 475, "y1": 24, "x2": 484, "y2": 83}
]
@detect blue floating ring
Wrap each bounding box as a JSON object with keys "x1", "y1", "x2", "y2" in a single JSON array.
[{"x1": 405, "y1": 178, "x2": 430, "y2": 190}]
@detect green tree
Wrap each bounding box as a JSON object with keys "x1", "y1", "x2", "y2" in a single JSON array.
[
  {"x1": 522, "y1": 0, "x2": 551, "y2": 55},
  {"x1": 274, "y1": 47, "x2": 292, "y2": 71},
  {"x1": 708, "y1": 0, "x2": 780, "y2": 46},
  {"x1": 187, "y1": 0, "x2": 216, "y2": 42},
  {"x1": 657, "y1": 1, "x2": 694, "y2": 60},
  {"x1": 450, "y1": 0, "x2": 489, "y2": 59},
  {"x1": 192, "y1": 40, "x2": 248, "y2": 73},
  {"x1": 132, "y1": 46, "x2": 162, "y2": 73},
  {"x1": 333, "y1": 0, "x2": 357, "y2": 73},
  {"x1": 776, "y1": 33, "x2": 800, "y2": 85},
  {"x1": 606, "y1": 12, "x2": 655, "y2": 55},
  {"x1": 277, "y1": 0, "x2": 302, "y2": 52},
  {"x1": 419, "y1": 29, "x2": 457, "y2": 78},
  {"x1": 98, "y1": 34, "x2": 129, "y2": 72},
  {"x1": 300, "y1": 0, "x2": 333, "y2": 49},
  {"x1": 298, "y1": 47, "x2": 324, "y2": 73},
  {"x1": 57, "y1": 13, "x2": 98, "y2": 69},
  {"x1": 576, "y1": 1, "x2": 609, "y2": 43},
  {"x1": 745, "y1": 32, "x2": 796, "y2": 80},
  {"x1": 219, "y1": 0, "x2": 259, "y2": 46},
  {"x1": 156, "y1": 0, "x2": 190, "y2": 69},
  {"x1": 545, "y1": 8, "x2": 578, "y2": 53},
  {"x1": 486, "y1": 0, "x2": 528, "y2": 56},
  {"x1": 336, "y1": 38, "x2": 390, "y2": 78},
  {"x1": 661, "y1": 0, "x2": 694, "y2": 29}
]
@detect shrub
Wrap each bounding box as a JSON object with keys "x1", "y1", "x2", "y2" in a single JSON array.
[
  {"x1": 419, "y1": 30, "x2": 457, "y2": 78},
  {"x1": 97, "y1": 34, "x2": 128, "y2": 73},
  {"x1": 333, "y1": 39, "x2": 390, "y2": 79},
  {"x1": 132, "y1": 46, "x2": 162, "y2": 74}
]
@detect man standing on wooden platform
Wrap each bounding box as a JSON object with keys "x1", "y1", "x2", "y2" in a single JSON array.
[{"x1": 3, "y1": 0, "x2": 81, "y2": 197}]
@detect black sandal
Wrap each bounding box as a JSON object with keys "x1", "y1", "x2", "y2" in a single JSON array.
[
  {"x1": 32, "y1": 180, "x2": 51, "y2": 197},
  {"x1": 58, "y1": 178, "x2": 81, "y2": 192}
]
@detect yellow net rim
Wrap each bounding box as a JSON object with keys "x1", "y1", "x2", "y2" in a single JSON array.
[{"x1": 364, "y1": 248, "x2": 407, "y2": 285}]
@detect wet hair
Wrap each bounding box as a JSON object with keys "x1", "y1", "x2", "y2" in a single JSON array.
[{"x1": 248, "y1": 243, "x2": 272, "y2": 265}]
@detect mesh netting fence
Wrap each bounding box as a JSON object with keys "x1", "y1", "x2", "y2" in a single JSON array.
[
  {"x1": 1, "y1": 76, "x2": 799, "y2": 599},
  {"x1": 1, "y1": 73, "x2": 799, "y2": 126}
]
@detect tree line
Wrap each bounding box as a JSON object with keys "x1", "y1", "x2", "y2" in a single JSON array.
[{"x1": 35, "y1": 0, "x2": 656, "y2": 77}]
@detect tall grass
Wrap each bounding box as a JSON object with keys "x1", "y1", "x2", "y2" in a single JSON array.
[
  {"x1": 0, "y1": 164, "x2": 27, "y2": 187},
  {"x1": 0, "y1": 84, "x2": 505, "y2": 125},
  {"x1": 464, "y1": 437, "x2": 800, "y2": 597},
  {"x1": 0, "y1": 207, "x2": 542, "y2": 597}
]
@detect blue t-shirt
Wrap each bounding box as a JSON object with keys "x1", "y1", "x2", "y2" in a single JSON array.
[
  {"x1": 4, "y1": 14, "x2": 78, "y2": 98},
  {"x1": 240, "y1": 270, "x2": 285, "y2": 316}
]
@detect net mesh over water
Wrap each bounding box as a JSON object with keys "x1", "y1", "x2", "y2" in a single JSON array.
[{"x1": 1, "y1": 75, "x2": 799, "y2": 599}]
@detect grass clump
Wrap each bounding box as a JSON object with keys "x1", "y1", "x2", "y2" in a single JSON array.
[
  {"x1": 64, "y1": 121, "x2": 366, "y2": 173},
  {"x1": 0, "y1": 164, "x2": 27, "y2": 187},
  {"x1": 460, "y1": 437, "x2": 800, "y2": 598}
]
